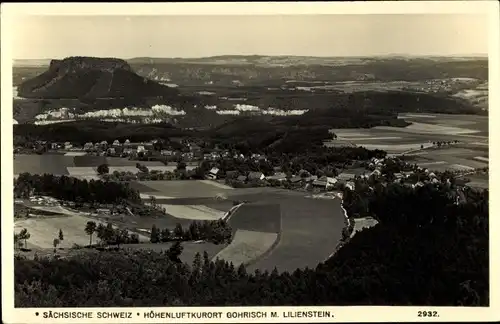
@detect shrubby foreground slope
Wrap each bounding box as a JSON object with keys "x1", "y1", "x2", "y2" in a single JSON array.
[{"x1": 15, "y1": 183, "x2": 488, "y2": 307}]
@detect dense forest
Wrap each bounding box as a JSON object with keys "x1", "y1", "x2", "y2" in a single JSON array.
[
  {"x1": 15, "y1": 183, "x2": 488, "y2": 307},
  {"x1": 14, "y1": 173, "x2": 141, "y2": 204}
]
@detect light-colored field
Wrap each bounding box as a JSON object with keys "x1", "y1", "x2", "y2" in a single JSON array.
[
  {"x1": 63, "y1": 152, "x2": 87, "y2": 157},
  {"x1": 375, "y1": 122, "x2": 480, "y2": 135},
  {"x1": 109, "y1": 166, "x2": 140, "y2": 174},
  {"x1": 133, "y1": 180, "x2": 232, "y2": 198},
  {"x1": 30, "y1": 205, "x2": 76, "y2": 216},
  {"x1": 212, "y1": 229, "x2": 278, "y2": 267},
  {"x1": 198, "y1": 180, "x2": 234, "y2": 190},
  {"x1": 473, "y1": 156, "x2": 489, "y2": 162},
  {"x1": 357, "y1": 143, "x2": 431, "y2": 153},
  {"x1": 15, "y1": 213, "x2": 149, "y2": 249},
  {"x1": 67, "y1": 167, "x2": 98, "y2": 176},
  {"x1": 150, "y1": 204, "x2": 225, "y2": 220},
  {"x1": 399, "y1": 113, "x2": 437, "y2": 118},
  {"x1": 148, "y1": 166, "x2": 197, "y2": 172},
  {"x1": 139, "y1": 193, "x2": 174, "y2": 200},
  {"x1": 418, "y1": 161, "x2": 447, "y2": 166},
  {"x1": 351, "y1": 217, "x2": 379, "y2": 238},
  {"x1": 450, "y1": 164, "x2": 476, "y2": 171},
  {"x1": 348, "y1": 136, "x2": 403, "y2": 141}
]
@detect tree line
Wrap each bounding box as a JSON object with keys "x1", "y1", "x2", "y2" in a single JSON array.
[
  {"x1": 14, "y1": 173, "x2": 141, "y2": 204},
  {"x1": 149, "y1": 219, "x2": 232, "y2": 245}
]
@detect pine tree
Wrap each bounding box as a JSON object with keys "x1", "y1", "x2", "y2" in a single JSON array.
[
  {"x1": 167, "y1": 241, "x2": 183, "y2": 263},
  {"x1": 173, "y1": 223, "x2": 183, "y2": 239},
  {"x1": 237, "y1": 264, "x2": 247, "y2": 279},
  {"x1": 150, "y1": 225, "x2": 160, "y2": 243}
]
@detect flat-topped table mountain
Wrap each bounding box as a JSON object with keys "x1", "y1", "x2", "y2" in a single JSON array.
[{"x1": 17, "y1": 56, "x2": 179, "y2": 100}]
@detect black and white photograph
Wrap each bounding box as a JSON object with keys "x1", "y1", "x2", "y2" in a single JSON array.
[{"x1": 1, "y1": 1, "x2": 497, "y2": 322}]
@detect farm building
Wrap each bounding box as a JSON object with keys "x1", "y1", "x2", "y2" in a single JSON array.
[
  {"x1": 84, "y1": 142, "x2": 94, "y2": 151},
  {"x1": 312, "y1": 176, "x2": 337, "y2": 189},
  {"x1": 337, "y1": 172, "x2": 355, "y2": 182},
  {"x1": 207, "y1": 167, "x2": 220, "y2": 180},
  {"x1": 64, "y1": 142, "x2": 73, "y2": 150},
  {"x1": 303, "y1": 175, "x2": 318, "y2": 182},
  {"x1": 414, "y1": 181, "x2": 425, "y2": 188},
  {"x1": 345, "y1": 181, "x2": 355, "y2": 191}
]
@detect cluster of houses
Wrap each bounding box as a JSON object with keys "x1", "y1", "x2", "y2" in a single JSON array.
[
  {"x1": 207, "y1": 156, "x2": 475, "y2": 193},
  {"x1": 28, "y1": 195, "x2": 59, "y2": 206}
]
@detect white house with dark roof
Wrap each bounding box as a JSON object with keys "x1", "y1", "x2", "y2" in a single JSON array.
[
  {"x1": 337, "y1": 172, "x2": 355, "y2": 182},
  {"x1": 345, "y1": 181, "x2": 355, "y2": 191},
  {"x1": 313, "y1": 176, "x2": 337, "y2": 189},
  {"x1": 207, "y1": 167, "x2": 220, "y2": 180}
]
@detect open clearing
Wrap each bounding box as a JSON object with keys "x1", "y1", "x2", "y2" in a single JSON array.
[
  {"x1": 375, "y1": 122, "x2": 480, "y2": 135},
  {"x1": 199, "y1": 180, "x2": 234, "y2": 190},
  {"x1": 212, "y1": 229, "x2": 279, "y2": 267},
  {"x1": 147, "y1": 204, "x2": 225, "y2": 221},
  {"x1": 140, "y1": 193, "x2": 174, "y2": 200},
  {"x1": 108, "y1": 166, "x2": 140, "y2": 174},
  {"x1": 474, "y1": 156, "x2": 489, "y2": 162},
  {"x1": 351, "y1": 217, "x2": 379, "y2": 238},
  {"x1": 131, "y1": 180, "x2": 233, "y2": 198},
  {"x1": 63, "y1": 152, "x2": 87, "y2": 157},
  {"x1": 67, "y1": 167, "x2": 98, "y2": 176},
  {"x1": 15, "y1": 213, "x2": 149, "y2": 249}
]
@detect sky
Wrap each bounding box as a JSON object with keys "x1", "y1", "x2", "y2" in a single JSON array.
[{"x1": 12, "y1": 14, "x2": 488, "y2": 59}]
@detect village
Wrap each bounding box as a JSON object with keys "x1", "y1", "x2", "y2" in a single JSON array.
[{"x1": 15, "y1": 134, "x2": 485, "y2": 213}]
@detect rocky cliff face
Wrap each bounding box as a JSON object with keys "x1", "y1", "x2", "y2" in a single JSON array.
[
  {"x1": 49, "y1": 56, "x2": 132, "y2": 75},
  {"x1": 18, "y1": 56, "x2": 178, "y2": 100}
]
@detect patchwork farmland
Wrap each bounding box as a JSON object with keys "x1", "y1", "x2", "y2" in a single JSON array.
[
  {"x1": 328, "y1": 113, "x2": 489, "y2": 174},
  {"x1": 13, "y1": 112, "x2": 488, "y2": 276},
  {"x1": 127, "y1": 180, "x2": 346, "y2": 272}
]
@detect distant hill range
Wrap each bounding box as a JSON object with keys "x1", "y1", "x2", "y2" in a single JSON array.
[
  {"x1": 14, "y1": 54, "x2": 488, "y2": 68},
  {"x1": 17, "y1": 56, "x2": 179, "y2": 99}
]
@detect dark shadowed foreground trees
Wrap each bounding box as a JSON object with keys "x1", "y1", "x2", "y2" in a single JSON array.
[{"x1": 14, "y1": 184, "x2": 488, "y2": 307}]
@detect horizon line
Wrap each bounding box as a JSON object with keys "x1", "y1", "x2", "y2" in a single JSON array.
[{"x1": 14, "y1": 53, "x2": 489, "y2": 61}]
